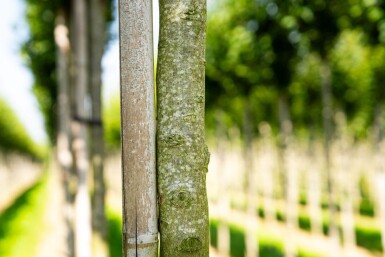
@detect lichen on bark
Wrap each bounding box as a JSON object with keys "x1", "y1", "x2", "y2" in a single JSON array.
[{"x1": 156, "y1": 0, "x2": 209, "y2": 256}]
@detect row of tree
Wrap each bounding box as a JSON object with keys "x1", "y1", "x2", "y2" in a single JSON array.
[
  {"x1": 23, "y1": 0, "x2": 212, "y2": 256},
  {"x1": 205, "y1": 0, "x2": 385, "y2": 141},
  {"x1": 23, "y1": 0, "x2": 113, "y2": 257}
]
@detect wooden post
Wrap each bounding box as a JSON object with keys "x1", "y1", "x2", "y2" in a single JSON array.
[{"x1": 119, "y1": 0, "x2": 158, "y2": 256}]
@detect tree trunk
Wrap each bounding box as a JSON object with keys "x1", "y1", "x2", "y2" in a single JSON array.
[
  {"x1": 88, "y1": 0, "x2": 108, "y2": 256},
  {"x1": 258, "y1": 122, "x2": 275, "y2": 223},
  {"x1": 243, "y1": 100, "x2": 259, "y2": 257},
  {"x1": 277, "y1": 93, "x2": 297, "y2": 257},
  {"x1": 306, "y1": 135, "x2": 322, "y2": 235},
  {"x1": 71, "y1": 0, "x2": 92, "y2": 256},
  {"x1": 215, "y1": 111, "x2": 230, "y2": 257},
  {"x1": 119, "y1": 0, "x2": 158, "y2": 256},
  {"x1": 54, "y1": 11, "x2": 75, "y2": 257},
  {"x1": 156, "y1": 0, "x2": 209, "y2": 255},
  {"x1": 320, "y1": 61, "x2": 340, "y2": 249}
]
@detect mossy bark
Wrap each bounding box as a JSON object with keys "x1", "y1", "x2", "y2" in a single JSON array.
[
  {"x1": 156, "y1": 0, "x2": 209, "y2": 256},
  {"x1": 119, "y1": 0, "x2": 158, "y2": 256}
]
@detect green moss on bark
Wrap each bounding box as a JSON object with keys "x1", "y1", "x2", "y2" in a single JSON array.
[{"x1": 157, "y1": 0, "x2": 209, "y2": 256}]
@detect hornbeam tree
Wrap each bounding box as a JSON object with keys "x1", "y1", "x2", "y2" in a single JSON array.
[
  {"x1": 88, "y1": 0, "x2": 109, "y2": 256},
  {"x1": 119, "y1": 0, "x2": 158, "y2": 256},
  {"x1": 71, "y1": 0, "x2": 92, "y2": 256},
  {"x1": 156, "y1": 0, "x2": 210, "y2": 256}
]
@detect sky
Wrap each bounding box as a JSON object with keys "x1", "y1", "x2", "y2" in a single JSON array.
[{"x1": 0, "y1": 0, "x2": 46, "y2": 143}]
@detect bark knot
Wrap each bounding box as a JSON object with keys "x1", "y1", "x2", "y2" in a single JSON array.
[
  {"x1": 179, "y1": 237, "x2": 202, "y2": 252},
  {"x1": 170, "y1": 189, "x2": 193, "y2": 208},
  {"x1": 161, "y1": 133, "x2": 185, "y2": 147}
]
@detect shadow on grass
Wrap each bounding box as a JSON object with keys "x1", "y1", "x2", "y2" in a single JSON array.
[
  {"x1": 0, "y1": 177, "x2": 46, "y2": 257},
  {"x1": 210, "y1": 220, "x2": 283, "y2": 257},
  {"x1": 107, "y1": 208, "x2": 383, "y2": 256},
  {"x1": 108, "y1": 210, "x2": 122, "y2": 257}
]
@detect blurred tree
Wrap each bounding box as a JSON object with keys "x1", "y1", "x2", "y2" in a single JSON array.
[
  {"x1": 23, "y1": 0, "x2": 64, "y2": 142},
  {"x1": 353, "y1": 0, "x2": 385, "y2": 142},
  {"x1": 54, "y1": 8, "x2": 75, "y2": 257},
  {"x1": 70, "y1": 0, "x2": 92, "y2": 256},
  {"x1": 23, "y1": 0, "x2": 114, "y2": 144},
  {"x1": 0, "y1": 99, "x2": 42, "y2": 159},
  {"x1": 295, "y1": 0, "x2": 349, "y2": 244},
  {"x1": 24, "y1": 1, "x2": 114, "y2": 256},
  {"x1": 88, "y1": 0, "x2": 109, "y2": 256}
]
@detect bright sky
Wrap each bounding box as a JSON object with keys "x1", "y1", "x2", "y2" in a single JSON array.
[{"x1": 0, "y1": 0, "x2": 46, "y2": 143}]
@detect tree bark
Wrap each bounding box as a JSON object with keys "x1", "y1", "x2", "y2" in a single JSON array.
[
  {"x1": 119, "y1": 0, "x2": 158, "y2": 256},
  {"x1": 71, "y1": 0, "x2": 92, "y2": 256},
  {"x1": 88, "y1": 0, "x2": 109, "y2": 256},
  {"x1": 156, "y1": 0, "x2": 209, "y2": 256},
  {"x1": 54, "y1": 11, "x2": 75, "y2": 257}
]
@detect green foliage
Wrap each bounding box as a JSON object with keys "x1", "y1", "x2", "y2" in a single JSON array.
[
  {"x1": 0, "y1": 176, "x2": 48, "y2": 257},
  {"x1": 205, "y1": 0, "x2": 385, "y2": 140},
  {"x1": 0, "y1": 99, "x2": 44, "y2": 159},
  {"x1": 22, "y1": 0, "x2": 64, "y2": 142},
  {"x1": 107, "y1": 209, "x2": 122, "y2": 257},
  {"x1": 103, "y1": 94, "x2": 121, "y2": 150},
  {"x1": 22, "y1": 0, "x2": 115, "y2": 143}
]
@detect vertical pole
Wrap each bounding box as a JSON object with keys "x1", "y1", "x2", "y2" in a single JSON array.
[
  {"x1": 54, "y1": 11, "x2": 75, "y2": 257},
  {"x1": 119, "y1": 0, "x2": 158, "y2": 256},
  {"x1": 71, "y1": 0, "x2": 92, "y2": 256}
]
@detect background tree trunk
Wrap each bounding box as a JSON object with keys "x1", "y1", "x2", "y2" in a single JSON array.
[
  {"x1": 88, "y1": 0, "x2": 108, "y2": 256},
  {"x1": 71, "y1": 0, "x2": 92, "y2": 256},
  {"x1": 54, "y1": 11, "x2": 75, "y2": 257},
  {"x1": 119, "y1": 0, "x2": 158, "y2": 256},
  {"x1": 215, "y1": 111, "x2": 230, "y2": 257},
  {"x1": 321, "y1": 61, "x2": 340, "y2": 250},
  {"x1": 156, "y1": 0, "x2": 209, "y2": 255},
  {"x1": 243, "y1": 100, "x2": 259, "y2": 257}
]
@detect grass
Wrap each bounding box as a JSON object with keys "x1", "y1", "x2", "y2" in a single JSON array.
[
  {"x1": 0, "y1": 174, "x2": 48, "y2": 257},
  {"x1": 0, "y1": 175, "x2": 380, "y2": 257},
  {"x1": 107, "y1": 208, "x2": 122, "y2": 257},
  {"x1": 227, "y1": 196, "x2": 383, "y2": 253},
  {"x1": 210, "y1": 218, "x2": 328, "y2": 257}
]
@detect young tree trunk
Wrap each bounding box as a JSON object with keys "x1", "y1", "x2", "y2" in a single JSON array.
[
  {"x1": 71, "y1": 0, "x2": 92, "y2": 256},
  {"x1": 306, "y1": 136, "x2": 322, "y2": 235},
  {"x1": 320, "y1": 61, "x2": 339, "y2": 248},
  {"x1": 156, "y1": 0, "x2": 209, "y2": 255},
  {"x1": 243, "y1": 100, "x2": 259, "y2": 257},
  {"x1": 277, "y1": 93, "x2": 297, "y2": 257},
  {"x1": 277, "y1": 93, "x2": 291, "y2": 199},
  {"x1": 119, "y1": 0, "x2": 158, "y2": 256},
  {"x1": 88, "y1": 0, "x2": 108, "y2": 256},
  {"x1": 54, "y1": 11, "x2": 75, "y2": 257},
  {"x1": 335, "y1": 112, "x2": 356, "y2": 248},
  {"x1": 215, "y1": 110, "x2": 230, "y2": 257},
  {"x1": 258, "y1": 122, "x2": 275, "y2": 223}
]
